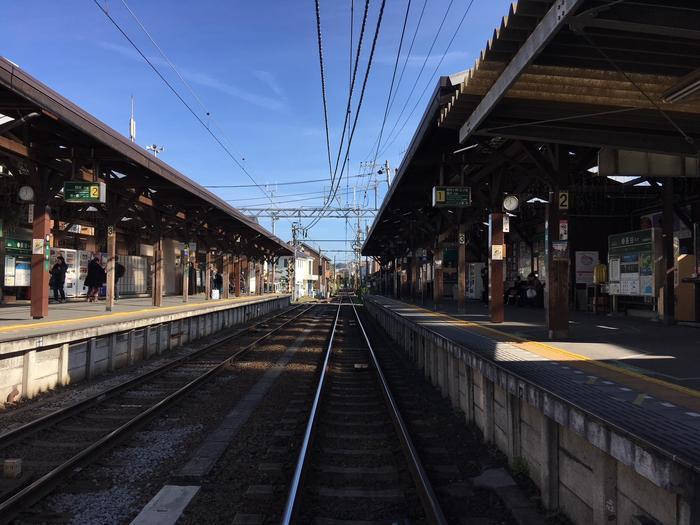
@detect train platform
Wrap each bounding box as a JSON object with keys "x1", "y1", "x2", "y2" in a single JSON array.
[
  {"x1": 390, "y1": 296, "x2": 700, "y2": 391},
  {"x1": 367, "y1": 295, "x2": 700, "y2": 466},
  {"x1": 0, "y1": 294, "x2": 282, "y2": 344}
]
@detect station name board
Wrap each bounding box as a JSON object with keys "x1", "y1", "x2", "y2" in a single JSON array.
[
  {"x1": 432, "y1": 186, "x2": 471, "y2": 208},
  {"x1": 63, "y1": 181, "x2": 106, "y2": 204}
]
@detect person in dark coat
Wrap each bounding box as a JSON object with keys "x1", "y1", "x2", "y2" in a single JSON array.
[
  {"x1": 50, "y1": 255, "x2": 68, "y2": 303},
  {"x1": 114, "y1": 256, "x2": 125, "y2": 299},
  {"x1": 85, "y1": 257, "x2": 106, "y2": 302}
]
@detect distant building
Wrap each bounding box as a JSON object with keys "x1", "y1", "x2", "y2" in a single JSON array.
[{"x1": 274, "y1": 243, "x2": 331, "y2": 298}]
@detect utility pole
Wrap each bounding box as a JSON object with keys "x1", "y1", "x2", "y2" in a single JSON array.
[{"x1": 129, "y1": 95, "x2": 136, "y2": 143}]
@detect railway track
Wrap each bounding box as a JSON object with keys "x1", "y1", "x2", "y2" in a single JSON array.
[
  {"x1": 282, "y1": 294, "x2": 447, "y2": 524},
  {"x1": 0, "y1": 303, "x2": 314, "y2": 524}
]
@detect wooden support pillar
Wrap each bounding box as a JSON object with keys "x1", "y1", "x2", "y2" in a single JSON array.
[
  {"x1": 234, "y1": 256, "x2": 241, "y2": 297},
  {"x1": 433, "y1": 247, "x2": 443, "y2": 309},
  {"x1": 105, "y1": 225, "x2": 116, "y2": 312},
  {"x1": 182, "y1": 243, "x2": 190, "y2": 303},
  {"x1": 545, "y1": 191, "x2": 569, "y2": 338},
  {"x1": 663, "y1": 179, "x2": 676, "y2": 325},
  {"x1": 393, "y1": 259, "x2": 399, "y2": 298},
  {"x1": 30, "y1": 205, "x2": 50, "y2": 319},
  {"x1": 458, "y1": 224, "x2": 467, "y2": 313},
  {"x1": 256, "y1": 261, "x2": 262, "y2": 295},
  {"x1": 205, "y1": 251, "x2": 212, "y2": 300},
  {"x1": 222, "y1": 254, "x2": 230, "y2": 299},
  {"x1": 411, "y1": 255, "x2": 420, "y2": 301},
  {"x1": 152, "y1": 237, "x2": 163, "y2": 307},
  {"x1": 271, "y1": 257, "x2": 276, "y2": 294},
  {"x1": 489, "y1": 212, "x2": 504, "y2": 323}
]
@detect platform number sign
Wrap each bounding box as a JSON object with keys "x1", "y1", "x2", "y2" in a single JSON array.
[
  {"x1": 63, "y1": 181, "x2": 107, "y2": 204},
  {"x1": 558, "y1": 190, "x2": 569, "y2": 210}
]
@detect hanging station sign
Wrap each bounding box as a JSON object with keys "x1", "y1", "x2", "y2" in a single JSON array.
[
  {"x1": 63, "y1": 181, "x2": 107, "y2": 203},
  {"x1": 432, "y1": 186, "x2": 471, "y2": 207}
]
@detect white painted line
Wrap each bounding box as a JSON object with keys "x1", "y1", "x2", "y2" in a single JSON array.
[
  {"x1": 602, "y1": 381, "x2": 614, "y2": 385},
  {"x1": 560, "y1": 366, "x2": 570, "y2": 370},
  {"x1": 130, "y1": 485, "x2": 200, "y2": 525},
  {"x1": 619, "y1": 387, "x2": 632, "y2": 392},
  {"x1": 573, "y1": 371, "x2": 584, "y2": 374},
  {"x1": 685, "y1": 412, "x2": 700, "y2": 418},
  {"x1": 660, "y1": 402, "x2": 676, "y2": 408},
  {"x1": 596, "y1": 325, "x2": 620, "y2": 330}
]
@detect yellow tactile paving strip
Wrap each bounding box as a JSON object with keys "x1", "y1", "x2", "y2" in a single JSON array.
[
  {"x1": 389, "y1": 301, "x2": 700, "y2": 412},
  {"x1": 0, "y1": 296, "x2": 271, "y2": 335}
]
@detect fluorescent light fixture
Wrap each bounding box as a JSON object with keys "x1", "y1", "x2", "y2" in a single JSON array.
[
  {"x1": 453, "y1": 143, "x2": 478, "y2": 154},
  {"x1": 526, "y1": 197, "x2": 548, "y2": 204},
  {"x1": 663, "y1": 70, "x2": 700, "y2": 104}
]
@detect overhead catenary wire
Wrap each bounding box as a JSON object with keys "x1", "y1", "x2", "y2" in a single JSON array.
[
  {"x1": 372, "y1": 0, "x2": 455, "y2": 159},
  {"x1": 92, "y1": 0, "x2": 287, "y2": 222},
  {"x1": 307, "y1": 0, "x2": 387, "y2": 231},
  {"x1": 314, "y1": 0, "x2": 335, "y2": 178},
  {"x1": 328, "y1": 0, "x2": 371, "y2": 198},
  {"x1": 363, "y1": 0, "x2": 427, "y2": 163},
  {"x1": 370, "y1": 0, "x2": 413, "y2": 168},
  {"x1": 204, "y1": 172, "x2": 373, "y2": 189},
  {"x1": 378, "y1": 0, "x2": 477, "y2": 158}
]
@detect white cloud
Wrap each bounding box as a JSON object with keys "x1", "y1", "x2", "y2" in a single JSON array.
[{"x1": 96, "y1": 41, "x2": 285, "y2": 111}]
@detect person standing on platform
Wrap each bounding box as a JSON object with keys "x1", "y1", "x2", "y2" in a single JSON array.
[
  {"x1": 114, "y1": 256, "x2": 125, "y2": 300},
  {"x1": 85, "y1": 256, "x2": 105, "y2": 302},
  {"x1": 50, "y1": 255, "x2": 68, "y2": 303},
  {"x1": 213, "y1": 270, "x2": 223, "y2": 298}
]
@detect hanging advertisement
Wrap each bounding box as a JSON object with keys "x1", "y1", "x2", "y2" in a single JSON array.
[
  {"x1": 608, "y1": 229, "x2": 661, "y2": 297},
  {"x1": 575, "y1": 251, "x2": 599, "y2": 285},
  {"x1": 4, "y1": 255, "x2": 15, "y2": 286}
]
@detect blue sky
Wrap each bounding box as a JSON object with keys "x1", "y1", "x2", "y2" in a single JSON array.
[{"x1": 3, "y1": 0, "x2": 512, "y2": 262}]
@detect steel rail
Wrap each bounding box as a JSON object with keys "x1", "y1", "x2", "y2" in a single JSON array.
[
  {"x1": 280, "y1": 294, "x2": 344, "y2": 525},
  {"x1": 0, "y1": 304, "x2": 306, "y2": 449},
  {"x1": 350, "y1": 298, "x2": 448, "y2": 525},
  {"x1": 0, "y1": 304, "x2": 317, "y2": 523}
]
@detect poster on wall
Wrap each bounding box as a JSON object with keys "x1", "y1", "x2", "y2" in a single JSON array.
[
  {"x1": 4, "y1": 256, "x2": 16, "y2": 286},
  {"x1": 14, "y1": 257, "x2": 31, "y2": 287},
  {"x1": 575, "y1": 251, "x2": 599, "y2": 284}
]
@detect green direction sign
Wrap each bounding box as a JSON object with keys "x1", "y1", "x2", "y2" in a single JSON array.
[
  {"x1": 432, "y1": 186, "x2": 471, "y2": 208},
  {"x1": 63, "y1": 181, "x2": 106, "y2": 203},
  {"x1": 608, "y1": 229, "x2": 653, "y2": 255}
]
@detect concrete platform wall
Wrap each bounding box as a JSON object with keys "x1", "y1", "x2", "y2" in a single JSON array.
[
  {"x1": 365, "y1": 298, "x2": 699, "y2": 525},
  {"x1": 0, "y1": 296, "x2": 290, "y2": 405}
]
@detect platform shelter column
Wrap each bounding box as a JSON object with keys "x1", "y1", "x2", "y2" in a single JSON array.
[
  {"x1": 458, "y1": 224, "x2": 467, "y2": 313},
  {"x1": 204, "y1": 251, "x2": 212, "y2": 300},
  {"x1": 545, "y1": 190, "x2": 569, "y2": 338},
  {"x1": 411, "y1": 254, "x2": 420, "y2": 301},
  {"x1": 152, "y1": 237, "x2": 163, "y2": 307},
  {"x1": 433, "y1": 245, "x2": 443, "y2": 310},
  {"x1": 663, "y1": 179, "x2": 675, "y2": 324},
  {"x1": 222, "y1": 254, "x2": 230, "y2": 299},
  {"x1": 105, "y1": 225, "x2": 116, "y2": 312},
  {"x1": 30, "y1": 204, "x2": 50, "y2": 319},
  {"x1": 182, "y1": 243, "x2": 190, "y2": 303},
  {"x1": 234, "y1": 256, "x2": 241, "y2": 297},
  {"x1": 489, "y1": 212, "x2": 504, "y2": 323}
]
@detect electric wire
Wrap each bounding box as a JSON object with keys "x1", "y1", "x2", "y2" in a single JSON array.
[
  {"x1": 373, "y1": 0, "x2": 454, "y2": 158},
  {"x1": 307, "y1": 0, "x2": 387, "y2": 231},
  {"x1": 92, "y1": 0, "x2": 286, "y2": 221},
  {"x1": 370, "y1": 0, "x2": 413, "y2": 169},
  {"x1": 363, "y1": 0, "x2": 427, "y2": 163},
  {"x1": 378, "y1": 0, "x2": 476, "y2": 157},
  {"x1": 314, "y1": 0, "x2": 335, "y2": 178}
]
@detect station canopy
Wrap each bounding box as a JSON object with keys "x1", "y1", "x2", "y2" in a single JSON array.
[
  {"x1": 0, "y1": 57, "x2": 291, "y2": 258},
  {"x1": 364, "y1": 0, "x2": 700, "y2": 257}
]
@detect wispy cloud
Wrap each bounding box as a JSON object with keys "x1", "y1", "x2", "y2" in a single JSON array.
[
  {"x1": 376, "y1": 50, "x2": 470, "y2": 69},
  {"x1": 96, "y1": 41, "x2": 285, "y2": 111},
  {"x1": 253, "y1": 70, "x2": 284, "y2": 97}
]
